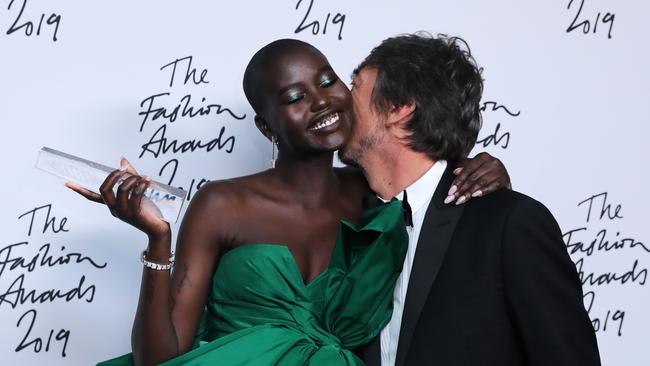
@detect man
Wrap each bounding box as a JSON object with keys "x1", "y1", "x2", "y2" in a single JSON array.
[{"x1": 340, "y1": 33, "x2": 601, "y2": 366}]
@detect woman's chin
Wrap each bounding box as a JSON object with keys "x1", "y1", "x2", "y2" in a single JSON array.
[{"x1": 319, "y1": 135, "x2": 348, "y2": 153}]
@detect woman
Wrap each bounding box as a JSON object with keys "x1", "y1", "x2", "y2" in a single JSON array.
[{"x1": 70, "y1": 39, "x2": 510, "y2": 365}]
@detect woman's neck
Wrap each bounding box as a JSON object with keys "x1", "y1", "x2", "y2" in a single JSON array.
[{"x1": 272, "y1": 151, "x2": 341, "y2": 204}]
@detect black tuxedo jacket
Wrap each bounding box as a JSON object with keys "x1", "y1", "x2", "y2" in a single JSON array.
[{"x1": 361, "y1": 165, "x2": 601, "y2": 366}]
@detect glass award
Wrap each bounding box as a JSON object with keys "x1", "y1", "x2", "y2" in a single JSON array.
[{"x1": 35, "y1": 146, "x2": 187, "y2": 223}]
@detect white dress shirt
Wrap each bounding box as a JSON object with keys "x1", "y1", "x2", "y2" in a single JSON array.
[{"x1": 379, "y1": 160, "x2": 447, "y2": 366}]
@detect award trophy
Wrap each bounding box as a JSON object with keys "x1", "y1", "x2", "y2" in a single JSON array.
[{"x1": 35, "y1": 147, "x2": 187, "y2": 223}]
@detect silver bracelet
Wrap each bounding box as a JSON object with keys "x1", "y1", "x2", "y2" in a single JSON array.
[{"x1": 141, "y1": 250, "x2": 175, "y2": 271}]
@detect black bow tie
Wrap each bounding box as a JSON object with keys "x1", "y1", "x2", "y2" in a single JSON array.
[{"x1": 364, "y1": 190, "x2": 414, "y2": 227}]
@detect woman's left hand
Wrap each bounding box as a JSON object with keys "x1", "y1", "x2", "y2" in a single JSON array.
[{"x1": 445, "y1": 152, "x2": 511, "y2": 205}]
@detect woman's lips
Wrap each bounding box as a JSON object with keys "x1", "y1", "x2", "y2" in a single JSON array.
[{"x1": 309, "y1": 112, "x2": 340, "y2": 131}]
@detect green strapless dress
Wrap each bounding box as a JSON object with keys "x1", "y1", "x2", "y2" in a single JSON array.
[{"x1": 98, "y1": 200, "x2": 408, "y2": 365}]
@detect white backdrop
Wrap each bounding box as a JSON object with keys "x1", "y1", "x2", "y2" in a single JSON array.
[{"x1": 1, "y1": 1, "x2": 647, "y2": 365}]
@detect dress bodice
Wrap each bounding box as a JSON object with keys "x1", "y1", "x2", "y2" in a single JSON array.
[
  {"x1": 202, "y1": 244, "x2": 333, "y2": 344},
  {"x1": 194, "y1": 200, "x2": 408, "y2": 364}
]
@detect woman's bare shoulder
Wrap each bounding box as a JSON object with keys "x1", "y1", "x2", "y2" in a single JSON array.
[
  {"x1": 177, "y1": 172, "x2": 275, "y2": 247},
  {"x1": 188, "y1": 171, "x2": 274, "y2": 214}
]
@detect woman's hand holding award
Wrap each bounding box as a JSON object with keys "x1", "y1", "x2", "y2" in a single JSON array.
[{"x1": 35, "y1": 147, "x2": 187, "y2": 234}]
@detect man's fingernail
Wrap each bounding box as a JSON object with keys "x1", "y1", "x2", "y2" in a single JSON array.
[
  {"x1": 453, "y1": 168, "x2": 462, "y2": 175},
  {"x1": 471, "y1": 190, "x2": 483, "y2": 198},
  {"x1": 444, "y1": 195, "x2": 455, "y2": 204},
  {"x1": 456, "y1": 195, "x2": 467, "y2": 205},
  {"x1": 144, "y1": 176, "x2": 152, "y2": 181},
  {"x1": 448, "y1": 185, "x2": 458, "y2": 196}
]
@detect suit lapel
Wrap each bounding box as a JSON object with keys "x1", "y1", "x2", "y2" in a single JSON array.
[{"x1": 394, "y1": 164, "x2": 465, "y2": 366}]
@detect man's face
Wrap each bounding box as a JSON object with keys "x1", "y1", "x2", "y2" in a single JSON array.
[{"x1": 339, "y1": 67, "x2": 385, "y2": 165}]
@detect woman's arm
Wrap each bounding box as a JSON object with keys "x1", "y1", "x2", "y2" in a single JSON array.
[
  {"x1": 67, "y1": 160, "x2": 228, "y2": 366},
  {"x1": 130, "y1": 181, "x2": 225, "y2": 365}
]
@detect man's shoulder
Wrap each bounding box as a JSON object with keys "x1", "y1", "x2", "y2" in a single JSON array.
[
  {"x1": 458, "y1": 189, "x2": 564, "y2": 254},
  {"x1": 464, "y1": 188, "x2": 555, "y2": 223},
  {"x1": 465, "y1": 187, "x2": 532, "y2": 209}
]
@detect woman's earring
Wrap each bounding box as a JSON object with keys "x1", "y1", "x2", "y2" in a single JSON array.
[{"x1": 271, "y1": 136, "x2": 278, "y2": 168}]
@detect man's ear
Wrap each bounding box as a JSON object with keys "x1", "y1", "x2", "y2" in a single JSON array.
[
  {"x1": 255, "y1": 116, "x2": 274, "y2": 141},
  {"x1": 386, "y1": 101, "x2": 416, "y2": 130}
]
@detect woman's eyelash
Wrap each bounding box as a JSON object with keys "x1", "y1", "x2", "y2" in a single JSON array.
[
  {"x1": 286, "y1": 92, "x2": 304, "y2": 104},
  {"x1": 284, "y1": 76, "x2": 337, "y2": 104},
  {"x1": 320, "y1": 76, "x2": 338, "y2": 87}
]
